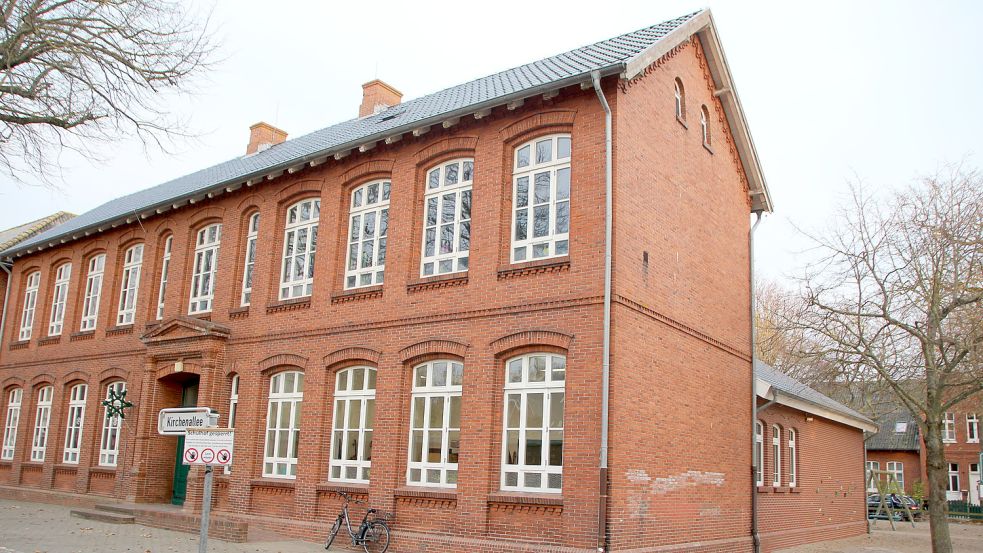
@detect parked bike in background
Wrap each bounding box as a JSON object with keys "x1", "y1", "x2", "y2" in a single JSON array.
[{"x1": 324, "y1": 490, "x2": 392, "y2": 553}]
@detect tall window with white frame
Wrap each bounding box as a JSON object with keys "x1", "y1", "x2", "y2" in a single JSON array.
[
  {"x1": 943, "y1": 412, "x2": 956, "y2": 442},
  {"x1": 263, "y1": 371, "x2": 304, "y2": 478},
  {"x1": 700, "y1": 105, "x2": 711, "y2": 147},
  {"x1": 63, "y1": 384, "x2": 87, "y2": 464},
  {"x1": 189, "y1": 224, "x2": 222, "y2": 314},
  {"x1": 117, "y1": 244, "x2": 144, "y2": 325},
  {"x1": 99, "y1": 381, "x2": 126, "y2": 466},
  {"x1": 673, "y1": 78, "x2": 685, "y2": 120},
  {"x1": 80, "y1": 254, "x2": 106, "y2": 331},
  {"x1": 345, "y1": 181, "x2": 389, "y2": 289},
  {"x1": 967, "y1": 414, "x2": 979, "y2": 443},
  {"x1": 511, "y1": 134, "x2": 571, "y2": 262},
  {"x1": 280, "y1": 199, "x2": 319, "y2": 300},
  {"x1": 48, "y1": 264, "x2": 71, "y2": 336},
  {"x1": 771, "y1": 424, "x2": 782, "y2": 487},
  {"x1": 502, "y1": 353, "x2": 565, "y2": 493},
  {"x1": 241, "y1": 213, "x2": 260, "y2": 305},
  {"x1": 225, "y1": 375, "x2": 239, "y2": 474},
  {"x1": 330, "y1": 367, "x2": 376, "y2": 483},
  {"x1": 18, "y1": 272, "x2": 40, "y2": 340},
  {"x1": 787, "y1": 428, "x2": 797, "y2": 487},
  {"x1": 754, "y1": 421, "x2": 764, "y2": 486},
  {"x1": 421, "y1": 159, "x2": 472, "y2": 276},
  {"x1": 30, "y1": 386, "x2": 53, "y2": 462},
  {"x1": 866, "y1": 460, "x2": 880, "y2": 492},
  {"x1": 407, "y1": 360, "x2": 462, "y2": 487},
  {"x1": 886, "y1": 461, "x2": 904, "y2": 492},
  {"x1": 1, "y1": 388, "x2": 23, "y2": 460},
  {"x1": 156, "y1": 236, "x2": 172, "y2": 320}
]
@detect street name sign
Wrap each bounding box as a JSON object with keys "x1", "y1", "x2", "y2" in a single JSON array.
[{"x1": 158, "y1": 407, "x2": 217, "y2": 436}]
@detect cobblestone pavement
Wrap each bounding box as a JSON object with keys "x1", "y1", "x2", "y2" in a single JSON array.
[
  {"x1": 0, "y1": 499, "x2": 329, "y2": 553},
  {"x1": 777, "y1": 521, "x2": 983, "y2": 553}
]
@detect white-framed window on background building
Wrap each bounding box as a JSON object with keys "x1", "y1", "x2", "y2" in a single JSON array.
[
  {"x1": 98, "y1": 381, "x2": 126, "y2": 467},
  {"x1": 511, "y1": 134, "x2": 571, "y2": 263},
  {"x1": 754, "y1": 421, "x2": 764, "y2": 486},
  {"x1": 787, "y1": 428, "x2": 797, "y2": 487},
  {"x1": 1, "y1": 388, "x2": 23, "y2": 460},
  {"x1": 189, "y1": 224, "x2": 221, "y2": 314},
  {"x1": 421, "y1": 159, "x2": 472, "y2": 276},
  {"x1": 241, "y1": 213, "x2": 260, "y2": 305},
  {"x1": 116, "y1": 244, "x2": 144, "y2": 325},
  {"x1": 226, "y1": 375, "x2": 239, "y2": 474},
  {"x1": 18, "y1": 271, "x2": 41, "y2": 341},
  {"x1": 866, "y1": 461, "x2": 880, "y2": 492},
  {"x1": 48, "y1": 263, "x2": 71, "y2": 336},
  {"x1": 63, "y1": 384, "x2": 87, "y2": 464},
  {"x1": 887, "y1": 461, "x2": 904, "y2": 491},
  {"x1": 30, "y1": 386, "x2": 53, "y2": 462},
  {"x1": 156, "y1": 236, "x2": 172, "y2": 320},
  {"x1": 263, "y1": 371, "x2": 303, "y2": 478},
  {"x1": 80, "y1": 254, "x2": 106, "y2": 331},
  {"x1": 280, "y1": 200, "x2": 319, "y2": 300},
  {"x1": 502, "y1": 353, "x2": 565, "y2": 493},
  {"x1": 330, "y1": 367, "x2": 376, "y2": 483},
  {"x1": 772, "y1": 424, "x2": 782, "y2": 487},
  {"x1": 943, "y1": 412, "x2": 956, "y2": 442},
  {"x1": 407, "y1": 360, "x2": 462, "y2": 487},
  {"x1": 345, "y1": 181, "x2": 389, "y2": 289},
  {"x1": 947, "y1": 463, "x2": 960, "y2": 498},
  {"x1": 967, "y1": 414, "x2": 979, "y2": 443}
]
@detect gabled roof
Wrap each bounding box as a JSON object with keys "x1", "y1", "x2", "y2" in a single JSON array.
[
  {"x1": 866, "y1": 414, "x2": 921, "y2": 451},
  {"x1": 756, "y1": 360, "x2": 878, "y2": 432},
  {"x1": 1, "y1": 8, "x2": 772, "y2": 260},
  {"x1": 0, "y1": 211, "x2": 75, "y2": 253}
]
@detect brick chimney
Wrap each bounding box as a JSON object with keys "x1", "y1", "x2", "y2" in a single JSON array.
[
  {"x1": 246, "y1": 122, "x2": 288, "y2": 155},
  {"x1": 359, "y1": 80, "x2": 402, "y2": 118}
]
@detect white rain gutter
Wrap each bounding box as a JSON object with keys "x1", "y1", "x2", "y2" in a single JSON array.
[{"x1": 749, "y1": 211, "x2": 764, "y2": 553}]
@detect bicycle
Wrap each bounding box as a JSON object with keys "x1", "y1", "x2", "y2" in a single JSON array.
[{"x1": 324, "y1": 490, "x2": 392, "y2": 552}]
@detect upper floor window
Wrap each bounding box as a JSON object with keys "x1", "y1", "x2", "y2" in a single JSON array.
[
  {"x1": 421, "y1": 159, "x2": 472, "y2": 277},
  {"x1": 156, "y1": 236, "x2": 172, "y2": 320},
  {"x1": 117, "y1": 244, "x2": 144, "y2": 325},
  {"x1": 511, "y1": 134, "x2": 571, "y2": 263},
  {"x1": 754, "y1": 421, "x2": 764, "y2": 487},
  {"x1": 18, "y1": 271, "x2": 40, "y2": 340},
  {"x1": 346, "y1": 181, "x2": 389, "y2": 289},
  {"x1": 99, "y1": 381, "x2": 126, "y2": 466},
  {"x1": 771, "y1": 424, "x2": 782, "y2": 487},
  {"x1": 241, "y1": 213, "x2": 261, "y2": 305},
  {"x1": 189, "y1": 224, "x2": 221, "y2": 314},
  {"x1": 280, "y1": 200, "x2": 319, "y2": 300},
  {"x1": 700, "y1": 105, "x2": 711, "y2": 146},
  {"x1": 1, "y1": 388, "x2": 23, "y2": 460},
  {"x1": 80, "y1": 254, "x2": 106, "y2": 331},
  {"x1": 502, "y1": 353, "x2": 565, "y2": 493},
  {"x1": 967, "y1": 414, "x2": 979, "y2": 443},
  {"x1": 263, "y1": 371, "x2": 304, "y2": 478},
  {"x1": 787, "y1": 428, "x2": 797, "y2": 487},
  {"x1": 48, "y1": 264, "x2": 71, "y2": 336},
  {"x1": 63, "y1": 384, "x2": 87, "y2": 464},
  {"x1": 408, "y1": 360, "x2": 463, "y2": 487},
  {"x1": 674, "y1": 78, "x2": 685, "y2": 120},
  {"x1": 943, "y1": 412, "x2": 956, "y2": 442},
  {"x1": 30, "y1": 385, "x2": 53, "y2": 462},
  {"x1": 330, "y1": 366, "x2": 376, "y2": 483}
]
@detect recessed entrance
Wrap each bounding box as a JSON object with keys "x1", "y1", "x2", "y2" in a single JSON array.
[{"x1": 170, "y1": 376, "x2": 199, "y2": 505}]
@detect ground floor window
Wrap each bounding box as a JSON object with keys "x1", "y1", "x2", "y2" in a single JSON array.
[
  {"x1": 63, "y1": 384, "x2": 87, "y2": 464},
  {"x1": 263, "y1": 371, "x2": 304, "y2": 478},
  {"x1": 407, "y1": 360, "x2": 462, "y2": 488},
  {"x1": 330, "y1": 367, "x2": 375, "y2": 483},
  {"x1": 502, "y1": 353, "x2": 565, "y2": 493},
  {"x1": 99, "y1": 382, "x2": 126, "y2": 466},
  {"x1": 866, "y1": 461, "x2": 880, "y2": 492},
  {"x1": 948, "y1": 463, "x2": 960, "y2": 493},
  {"x1": 886, "y1": 461, "x2": 904, "y2": 492}
]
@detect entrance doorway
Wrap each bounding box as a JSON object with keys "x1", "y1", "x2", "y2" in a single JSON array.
[
  {"x1": 171, "y1": 378, "x2": 199, "y2": 505},
  {"x1": 971, "y1": 463, "x2": 981, "y2": 506}
]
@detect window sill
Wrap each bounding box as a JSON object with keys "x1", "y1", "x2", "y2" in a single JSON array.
[
  {"x1": 69, "y1": 331, "x2": 95, "y2": 342},
  {"x1": 266, "y1": 297, "x2": 312, "y2": 314},
  {"x1": 189, "y1": 313, "x2": 212, "y2": 322},
  {"x1": 772, "y1": 486, "x2": 790, "y2": 493},
  {"x1": 703, "y1": 143, "x2": 714, "y2": 155},
  {"x1": 394, "y1": 486, "x2": 457, "y2": 501},
  {"x1": 54, "y1": 463, "x2": 79, "y2": 471},
  {"x1": 789, "y1": 487, "x2": 801, "y2": 494},
  {"x1": 229, "y1": 306, "x2": 249, "y2": 320},
  {"x1": 487, "y1": 491, "x2": 562, "y2": 507},
  {"x1": 497, "y1": 257, "x2": 570, "y2": 280},
  {"x1": 317, "y1": 482, "x2": 370, "y2": 495},
  {"x1": 38, "y1": 336, "x2": 61, "y2": 347},
  {"x1": 676, "y1": 116, "x2": 688, "y2": 129},
  {"x1": 106, "y1": 325, "x2": 134, "y2": 337},
  {"x1": 756, "y1": 486, "x2": 772, "y2": 493},
  {"x1": 331, "y1": 286, "x2": 383, "y2": 304},
  {"x1": 407, "y1": 273, "x2": 468, "y2": 293},
  {"x1": 8, "y1": 340, "x2": 29, "y2": 350},
  {"x1": 250, "y1": 478, "x2": 296, "y2": 489},
  {"x1": 89, "y1": 466, "x2": 117, "y2": 474}
]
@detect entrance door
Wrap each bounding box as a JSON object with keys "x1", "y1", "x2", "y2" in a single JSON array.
[
  {"x1": 971, "y1": 463, "x2": 981, "y2": 506},
  {"x1": 171, "y1": 379, "x2": 199, "y2": 505}
]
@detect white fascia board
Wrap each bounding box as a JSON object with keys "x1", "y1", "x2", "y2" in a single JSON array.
[{"x1": 755, "y1": 377, "x2": 878, "y2": 432}]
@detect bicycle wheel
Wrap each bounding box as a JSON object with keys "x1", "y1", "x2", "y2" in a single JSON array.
[
  {"x1": 325, "y1": 516, "x2": 342, "y2": 550},
  {"x1": 361, "y1": 520, "x2": 390, "y2": 553}
]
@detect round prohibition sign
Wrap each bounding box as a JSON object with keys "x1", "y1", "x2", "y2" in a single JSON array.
[
  {"x1": 201, "y1": 448, "x2": 215, "y2": 464},
  {"x1": 184, "y1": 448, "x2": 199, "y2": 463},
  {"x1": 217, "y1": 449, "x2": 231, "y2": 464}
]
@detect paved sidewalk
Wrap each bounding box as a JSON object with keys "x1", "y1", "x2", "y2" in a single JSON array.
[
  {"x1": 777, "y1": 521, "x2": 983, "y2": 553},
  {"x1": 0, "y1": 499, "x2": 329, "y2": 553}
]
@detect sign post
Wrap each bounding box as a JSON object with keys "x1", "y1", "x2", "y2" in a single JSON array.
[{"x1": 180, "y1": 423, "x2": 234, "y2": 553}]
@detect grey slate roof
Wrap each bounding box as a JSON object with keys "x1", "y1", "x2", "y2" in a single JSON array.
[
  {"x1": 0, "y1": 212, "x2": 75, "y2": 253},
  {"x1": 2, "y1": 11, "x2": 701, "y2": 259},
  {"x1": 755, "y1": 360, "x2": 875, "y2": 426},
  {"x1": 866, "y1": 414, "x2": 921, "y2": 451}
]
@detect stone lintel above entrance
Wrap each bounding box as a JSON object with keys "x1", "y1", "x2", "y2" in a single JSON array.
[{"x1": 140, "y1": 315, "x2": 231, "y2": 346}]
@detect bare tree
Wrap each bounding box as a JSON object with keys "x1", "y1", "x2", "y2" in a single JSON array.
[
  {"x1": 0, "y1": 0, "x2": 216, "y2": 182},
  {"x1": 786, "y1": 166, "x2": 983, "y2": 553}
]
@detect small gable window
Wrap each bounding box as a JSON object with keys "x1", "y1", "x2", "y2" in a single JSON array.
[
  {"x1": 674, "y1": 78, "x2": 685, "y2": 120},
  {"x1": 700, "y1": 105, "x2": 711, "y2": 147}
]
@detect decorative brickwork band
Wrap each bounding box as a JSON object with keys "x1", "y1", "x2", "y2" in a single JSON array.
[
  {"x1": 412, "y1": 136, "x2": 479, "y2": 166},
  {"x1": 489, "y1": 330, "x2": 573, "y2": 357},
  {"x1": 259, "y1": 353, "x2": 309, "y2": 374},
  {"x1": 398, "y1": 339, "x2": 469, "y2": 364},
  {"x1": 499, "y1": 110, "x2": 576, "y2": 144},
  {"x1": 323, "y1": 347, "x2": 382, "y2": 369}
]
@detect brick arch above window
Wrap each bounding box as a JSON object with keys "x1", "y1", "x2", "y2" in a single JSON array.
[
  {"x1": 48, "y1": 255, "x2": 73, "y2": 270},
  {"x1": 61, "y1": 371, "x2": 91, "y2": 388},
  {"x1": 490, "y1": 330, "x2": 573, "y2": 358},
  {"x1": 80, "y1": 239, "x2": 110, "y2": 260},
  {"x1": 187, "y1": 207, "x2": 227, "y2": 231},
  {"x1": 259, "y1": 353, "x2": 309, "y2": 375},
  {"x1": 499, "y1": 110, "x2": 576, "y2": 144},
  {"x1": 115, "y1": 228, "x2": 145, "y2": 249},
  {"x1": 97, "y1": 367, "x2": 129, "y2": 385},
  {"x1": 399, "y1": 339, "x2": 469, "y2": 364},
  {"x1": 1, "y1": 377, "x2": 26, "y2": 391},
  {"x1": 412, "y1": 136, "x2": 479, "y2": 167},
  {"x1": 341, "y1": 159, "x2": 395, "y2": 187},
  {"x1": 148, "y1": 217, "x2": 178, "y2": 236},
  {"x1": 323, "y1": 347, "x2": 382, "y2": 370},
  {"x1": 29, "y1": 374, "x2": 55, "y2": 388},
  {"x1": 274, "y1": 179, "x2": 324, "y2": 205},
  {"x1": 234, "y1": 192, "x2": 266, "y2": 212}
]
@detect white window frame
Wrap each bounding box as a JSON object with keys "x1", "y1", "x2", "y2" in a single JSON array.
[
  {"x1": 755, "y1": 421, "x2": 764, "y2": 487},
  {"x1": 700, "y1": 105, "x2": 710, "y2": 146},
  {"x1": 48, "y1": 263, "x2": 71, "y2": 336},
  {"x1": 225, "y1": 375, "x2": 239, "y2": 474},
  {"x1": 329, "y1": 367, "x2": 376, "y2": 483},
  {"x1": 407, "y1": 360, "x2": 462, "y2": 488},
  {"x1": 80, "y1": 254, "x2": 106, "y2": 331},
  {"x1": 156, "y1": 236, "x2": 173, "y2": 320},
  {"x1": 967, "y1": 414, "x2": 979, "y2": 443},
  {"x1": 787, "y1": 428, "x2": 797, "y2": 488},
  {"x1": 510, "y1": 134, "x2": 571, "y2": 263},
  {"x1": 674, "y1": 78, "x2": 685, "y2": 119},
  {"x1": 501, "y1": 353, "x2": 565, "y2": 493},
  {"x1": 1, "y1": 388, "x2": 23, "y2": 460},
  {"x1": 943, "y1": 412, "x2": 956, "y2": 443},
  {"x1": 420, "y1": 159, "x2": 473, "y2": 277},
  {"x1": 63, "y1": 384, "x2": 87, "y2": 464},
  {"x1": 116, "y1": 244, "x2": 144, "y2": 325},
  {"x1": 280, "y1": 200, "x2": 320, "y2": 300},
  {"x1": 18, "y1": 271, "x2": 40, "y2": 341},
  {"x1": 886, "y1": 461, "x2": 904, "y2": 491},
  {"x1": 345, "y1": 181, "x2": 390, "y2": 289},
  {"x1": 241, "y1": 213, "x2": 261, "y2": 305},
  {"x1": 189, "y1": 224, "x2": 222, "y2": 314},
  {"x1": 98, "y1": 381, "x2": 126, "y2": 467},
  {"x1": 263, "y1": 371, "x2": 304, "y2": 478},
  {"x1": 947, "y1": 463, "x2": 960, "y2": 492},
  {"x1": 866, "y1": 461, "x2": 880, "y2": 492},
  {"x1": 30, "y1": 386, "x2": 53, "y2": 462},
  {"x1": 772, "y1": 424, "x2": 782, "y2": 487}
]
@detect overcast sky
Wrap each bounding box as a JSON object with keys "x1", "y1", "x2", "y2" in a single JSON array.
[{"x1": 1, "y1": 0, "x2": 980, "y2": 283}]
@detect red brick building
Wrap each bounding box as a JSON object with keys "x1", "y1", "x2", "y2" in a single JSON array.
[{"x1": 0, "y1": 10, "x2": 875, "y2": 552}]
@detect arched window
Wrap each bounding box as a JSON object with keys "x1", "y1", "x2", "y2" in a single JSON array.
[
  {"x1": 48, "y1": 263, "x2": 72, "y2": 336},
  {"x1": 787, "y1": 428, "x2": 797, "y2": 488},
  {"x1": 1, "y1": 388, "x2": 23, "y2": 460},
  {"x1": 189, "y1": 224, "x2": 222, "y2": 314},
  {"x1": 407, "y1": 360, "x2": 463, "y2": 487},
  {"x1": 511, "y1": 134, "x2": 571, "y2": 262},
  {"x1": 754, "y1": 421, "x2": 764, "y2": 486},
  {"x1": 421, "y1": 159, "x2": 473, "y2": 276},
  {"x1": 700, "y1": 105, "x2": 711, "y2": 146},
  {"x1": 241, "y1": 213, "x2": 261, "y2": 305},
  {"x1": 18, "y1": 271, "x2": 40, "y2": 340},
  {"x1": 263, "y1": 371, "x2": 304, "y2": 478},
  {"x1": 99, "y1": 381, "x2": 126, "y2": 466},
  {"x1": 63, "y1": 384, "x2": 87, "y2": 464},
  {"x1": 771, "y1": 424, "x2": 782, "y2": 487},
  {"x1": 117, "y1": 244, "x2": 144, "y2": 325},
  {"x1": 330, "y1": 367, "x2": 376, "y2": 483},
  {"x1": 156, "y1": 236, "x2": 173, "y2": 320},
  {"x1": 502, "y1": 353, "x2": 565, "y2": 493},
  {"x1": 280, "y1": 199, "x2": 319, "y2": 300},
  {"x1": 30, "y1": 385, "x2": 53, "y2": 462},
  {"x1": 346, "y1": 181, "x2": 390, "y2": 289},
  {"x1": 80, "y1": 254, "x2": 106, "y2": 331},
  {"x1": 674, "y1": 78, "x2": 685, "y2": 120}
]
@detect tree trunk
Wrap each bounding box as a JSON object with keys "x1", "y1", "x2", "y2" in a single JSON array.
[{"x1": 923, "y1": 421, "x2": 953, "y2": 553}]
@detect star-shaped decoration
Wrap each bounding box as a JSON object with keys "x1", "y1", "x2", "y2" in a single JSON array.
[{"x1": 101, "y1": 388, "x2": 134, "y2": 419}]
